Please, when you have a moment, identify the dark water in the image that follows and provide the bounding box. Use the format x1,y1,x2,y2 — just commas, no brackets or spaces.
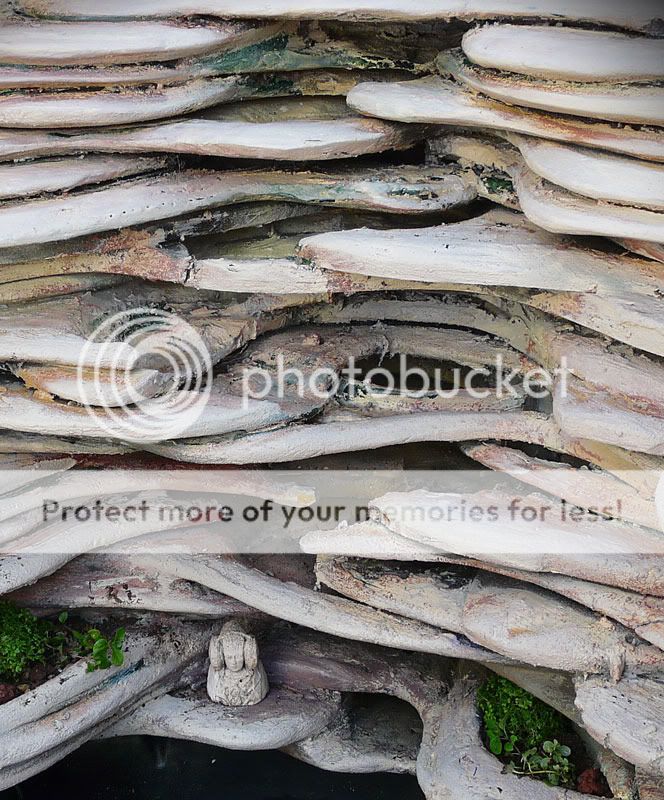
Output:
0,736,425,800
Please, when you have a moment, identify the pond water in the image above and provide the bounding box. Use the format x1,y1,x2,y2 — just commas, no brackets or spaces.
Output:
0,736,425,800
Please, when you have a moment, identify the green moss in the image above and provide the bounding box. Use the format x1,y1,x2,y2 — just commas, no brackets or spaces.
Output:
481,175,514,195
0,601,50,680
478,675,576,788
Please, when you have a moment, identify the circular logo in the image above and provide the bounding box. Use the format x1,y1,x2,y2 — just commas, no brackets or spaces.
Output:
77,307,213,443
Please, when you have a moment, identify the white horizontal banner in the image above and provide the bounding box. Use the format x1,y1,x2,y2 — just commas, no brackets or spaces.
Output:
0,468,661,556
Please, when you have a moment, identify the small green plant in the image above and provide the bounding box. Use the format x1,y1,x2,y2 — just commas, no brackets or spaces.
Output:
506,740,575,787
478,675,576,789
0,603,126,685
0,601,50,680
56,613,125,673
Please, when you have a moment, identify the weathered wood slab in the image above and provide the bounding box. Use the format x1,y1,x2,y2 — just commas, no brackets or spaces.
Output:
510,135,664,211
8,0,662,31
575,673,664,775
553,377,664,456
0,155,166,201
347,77,664,162
513,166,664,243
0,104,423,161
109,687,342,751
462,442,660,531
0,19,262,65
370,488,664,595
316,557,659,675
0,66,395,128
0,25,419,88
0,166,473,247
0,78,247,128
462,24,664,83
440,50,664,126
301,520,664,651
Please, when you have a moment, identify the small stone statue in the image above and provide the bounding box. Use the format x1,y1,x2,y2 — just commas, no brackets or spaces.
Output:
207,620,269,707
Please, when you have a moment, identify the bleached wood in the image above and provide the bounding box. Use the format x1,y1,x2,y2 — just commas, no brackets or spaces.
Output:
108,687,342,749
0,78,246,128
147,408,563,464
348,77,664,163
553,378,664,456
299,209,664,301
0,115,422,162
462,443,660,531
0,155,165,201
317,557,660,675
301,520,664,650
441,51,664,126
462,25,664,83
370,488,664,596
510,135,664,211
513,166,664,243
11,0,662,30
0,166,473,247
575,674,664,775
140,554,509,663
0,20,258,65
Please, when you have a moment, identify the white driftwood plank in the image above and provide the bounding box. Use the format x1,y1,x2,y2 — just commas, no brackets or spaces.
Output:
462,443,660,531
575,674,664,775
0,20,258,65
146,409,563,464
440,51,664,126
0,167,474,247
462,25,664,83
347,77,664,163
298,210,663,293
553,378,664,456
0,155,165,200
0,115,422,162
9,0,662,30
370,489,664,596
301,521,664,650
143,554,507,663
0,78,245,128
511,135,664,211
513,166,664,243
317,558,661,674
109,688,342,750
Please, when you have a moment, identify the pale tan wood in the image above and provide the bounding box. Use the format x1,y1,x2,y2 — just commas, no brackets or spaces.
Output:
463,25,664,83
348,77,664,163
11,0,662,30
510,135,664,211
0,155,166,200
0,166,472,247
0,19,257,65
440,50,664,126
513,165,664,243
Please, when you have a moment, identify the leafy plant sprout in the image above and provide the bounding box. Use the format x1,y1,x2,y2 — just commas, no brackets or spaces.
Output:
477,674,576,788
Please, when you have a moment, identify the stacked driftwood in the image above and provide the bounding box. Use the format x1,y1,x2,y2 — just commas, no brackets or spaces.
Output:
0,3,662,799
